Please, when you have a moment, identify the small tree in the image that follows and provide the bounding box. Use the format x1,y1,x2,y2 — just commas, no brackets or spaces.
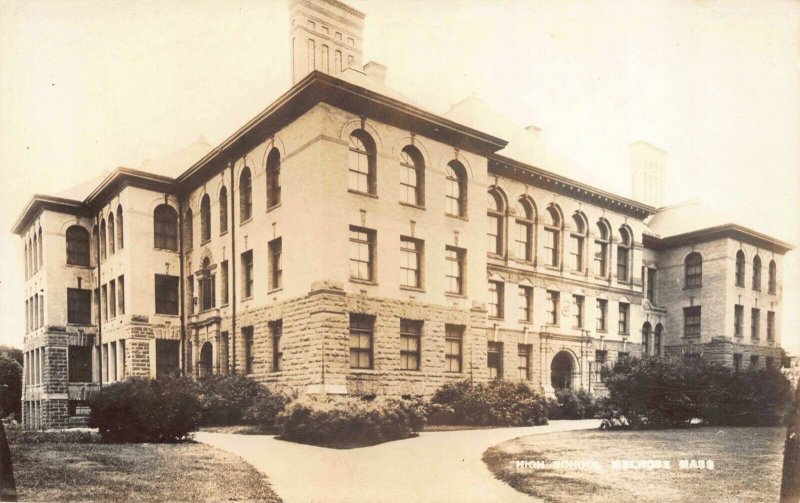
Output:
0,357,22,421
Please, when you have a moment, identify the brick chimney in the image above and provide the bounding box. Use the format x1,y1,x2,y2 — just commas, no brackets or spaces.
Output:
629,141,666,208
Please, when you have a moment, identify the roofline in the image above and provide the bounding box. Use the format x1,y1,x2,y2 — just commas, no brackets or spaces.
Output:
489,154,657,220
11,195,88,234
177,71,508,187
84,167,176,204
643,223,795,254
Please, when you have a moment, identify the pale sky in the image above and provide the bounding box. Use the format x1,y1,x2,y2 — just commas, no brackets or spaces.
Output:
1,0,798,352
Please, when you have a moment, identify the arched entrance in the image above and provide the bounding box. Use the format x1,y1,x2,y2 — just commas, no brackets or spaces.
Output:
642,322,652,356
551,351,575,390
654,323,664,356
199,342,213,378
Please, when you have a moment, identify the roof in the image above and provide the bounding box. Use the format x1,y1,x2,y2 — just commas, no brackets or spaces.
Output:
139,138,214,179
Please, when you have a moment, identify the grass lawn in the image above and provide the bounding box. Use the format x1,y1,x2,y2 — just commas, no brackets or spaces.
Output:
9,434,283,502
484,426,785,503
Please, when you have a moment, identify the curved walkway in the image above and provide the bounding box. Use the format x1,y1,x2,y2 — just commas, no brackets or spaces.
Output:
195,419,600,503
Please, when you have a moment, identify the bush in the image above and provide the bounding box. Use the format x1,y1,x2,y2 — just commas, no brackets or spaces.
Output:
0,356,22,421
196,374,287,426
601,354,792,429
277,395,426,447
548,389,598,419
88,377,201,442
428,380,548,427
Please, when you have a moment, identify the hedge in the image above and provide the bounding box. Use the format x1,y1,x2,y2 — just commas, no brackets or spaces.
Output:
428,380,549,426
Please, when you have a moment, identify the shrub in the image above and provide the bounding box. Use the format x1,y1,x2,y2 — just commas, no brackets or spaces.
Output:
601,354,793,429
88,377,201,442
277,395,426,447
0,356,22,421
429,380,548,426
196,374,287,426
548,389,598,419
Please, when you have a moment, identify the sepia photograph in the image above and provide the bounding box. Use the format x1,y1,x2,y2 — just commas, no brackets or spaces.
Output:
0,0,798,501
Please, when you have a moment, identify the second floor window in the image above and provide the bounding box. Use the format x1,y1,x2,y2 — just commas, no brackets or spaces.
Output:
400,146,424,206
67,288,91,325
66,225,90,266
518,285,533,322
348,131,376,194
155,274,179,315
617,227,631,282
751,308,760,339
200,194,211,243
240,167,253,222
768,260,777,294
220,261,229,305
572,295,584,328
266,148,281,208
200,258,215,311
646,268,657,303
752,255,762,291
400,237,422,288
596,299,607,331
68,345,92,383
734,304,744,337
349,226,374,282
487,190,504,255
594,220,610,276
488,280,504,319
684,306,701,337
153,204,178,251
544,206,561,267
685,252,702,288
241,250,254,299
445,246,465,295
546,290,559,325
445,161,467,217
514,199,534,261
767,311,775,341
269,238,282,290
219,186,229,234
735,250,745,286
618,303,630,334
569,214,586,272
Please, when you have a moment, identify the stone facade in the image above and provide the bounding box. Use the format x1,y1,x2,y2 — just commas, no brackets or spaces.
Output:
12,0,793,429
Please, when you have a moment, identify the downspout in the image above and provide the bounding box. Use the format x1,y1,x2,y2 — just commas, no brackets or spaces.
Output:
229,161,237,374
95,214,103,389
178,195,186,375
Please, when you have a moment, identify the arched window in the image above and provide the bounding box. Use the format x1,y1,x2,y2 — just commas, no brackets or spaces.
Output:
184,209,194,250
116,205,124,250
617,227,631,282
768,260,777,294
735,250,745,287
514,198,535,261
684,252,702,288
200,257,215,311
38,227,42,270
752,255,762,291
92,225,99,264
400,145,424,206
594,220,610,277
66,225,90,266
445,160,467,217
24,242,29,278
153,204,178,251
107,212,115,255
239,167,252,222
642,322,652,356
543,205,562,267
654,323,663,356
99,219,107,260
348,130,376,194
266,148,281,208
487,189,505,255
219,186,228,234
200,194,211,243
569,213,587,272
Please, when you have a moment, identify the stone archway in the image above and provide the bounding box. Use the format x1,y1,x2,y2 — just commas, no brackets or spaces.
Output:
199,342,213,378
551,351,576,391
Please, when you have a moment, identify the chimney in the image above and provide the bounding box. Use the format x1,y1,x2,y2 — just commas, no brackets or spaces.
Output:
524,125,542,141
629,141,666,208
363,61,387,84
289,0,366,84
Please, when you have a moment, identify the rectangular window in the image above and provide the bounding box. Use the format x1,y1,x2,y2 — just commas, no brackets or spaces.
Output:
187,274,194,315
544,229,558,266
487,341,503,379
269,238,282,290
200,272,215,311
101,285,108,322
750,355,759,368
572,295,584,328
734,305,744,337
514,220,532,261
517,344,531,380
767,311,775,341
271,320,283,372
684,306,702,337
109,279,116,319
617,248,630,282
518,286,533,322
243,326,254,374
593,241,607,276
751,308,760,339
67,288,91,325
546,290,559,325
488,281,504,319
445,325,463,373
349,227,375,282
595,349,608,365
221,261,229,305
241,250,254,299
400,319,421,370
155,339,179,379
118,275,125,315
445,246,465,295
68,346,92,382
596,299,608,332
618,303,630,334
733,353,742,372
68,400,91,417
646,268,657,303
93,288,99,324
154,274,179,315
569,235,583,271
349,314,373,369
400,237,422,288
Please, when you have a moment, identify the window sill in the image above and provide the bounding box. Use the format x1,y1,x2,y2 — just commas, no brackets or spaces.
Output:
400,285,425,293
399,202,425,210
349,278,377,286
155,313,180,318
348,189,378,199
488,317,504,322
240,295,253,302
753,288,762,293
683,285,702,291
65,264,92,270
444,213,469,221
398,368,422,372
444,292,467,299
349,368,378,374
240,218,253,226
266,203,282,213
518,320,534,325
220,230,228,238
153,247,179,253
268,287,283,294
200,239,211,246
543,265,560,271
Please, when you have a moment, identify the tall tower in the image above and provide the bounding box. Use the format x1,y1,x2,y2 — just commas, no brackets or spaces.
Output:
289,0,365,84
629,141,666,208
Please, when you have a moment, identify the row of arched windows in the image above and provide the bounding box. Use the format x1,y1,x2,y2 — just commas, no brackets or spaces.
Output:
735,250,776,293
641,322,663,356
486,187,633,280
85,206,125,266
24,227,43,279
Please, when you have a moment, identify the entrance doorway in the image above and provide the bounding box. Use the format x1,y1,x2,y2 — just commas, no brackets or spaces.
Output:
551,351,575,390
199,342,213,378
